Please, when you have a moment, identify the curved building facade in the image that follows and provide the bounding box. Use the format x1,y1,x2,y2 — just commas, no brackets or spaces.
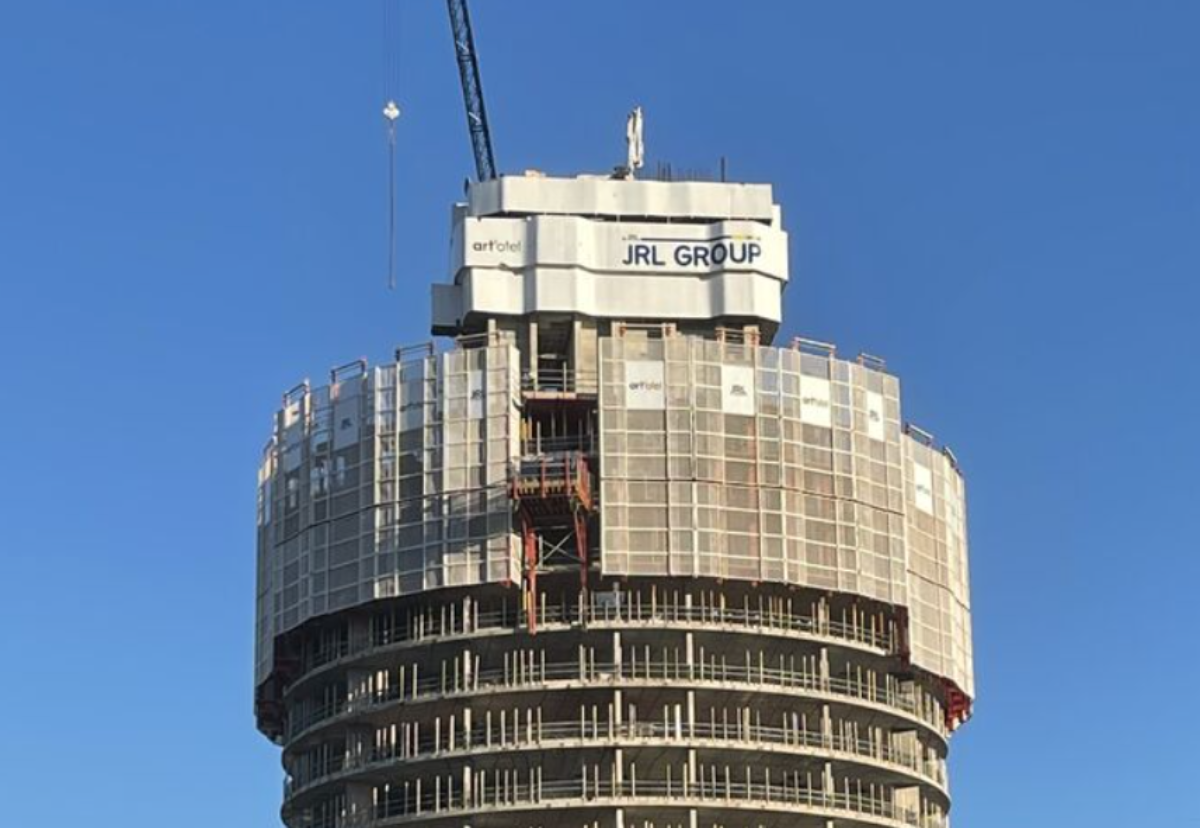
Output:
255,174,974,828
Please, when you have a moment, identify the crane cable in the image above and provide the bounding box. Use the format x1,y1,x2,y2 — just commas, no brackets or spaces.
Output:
382,0,402,291
384,101,399,291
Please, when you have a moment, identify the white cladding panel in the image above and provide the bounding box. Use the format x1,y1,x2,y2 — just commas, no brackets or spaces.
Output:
467,175,777,221
721,365,756,415
254,343,521,686
625,360,666,410
435,176,789,333
458,215,786,277
599,334,974,697
442,214,788,328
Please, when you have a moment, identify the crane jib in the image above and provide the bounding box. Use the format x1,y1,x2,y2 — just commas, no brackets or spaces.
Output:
447,0,497,182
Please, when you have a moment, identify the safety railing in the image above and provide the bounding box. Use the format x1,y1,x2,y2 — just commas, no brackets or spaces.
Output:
520,368,598,394
286,655,942,741
287,780,945,828
519,434,596,456
299,599,895,677
286,717,945,796
509,453,593,510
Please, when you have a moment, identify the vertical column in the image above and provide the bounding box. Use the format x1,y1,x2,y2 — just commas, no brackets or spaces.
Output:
687,747,697,796
528,319,539,388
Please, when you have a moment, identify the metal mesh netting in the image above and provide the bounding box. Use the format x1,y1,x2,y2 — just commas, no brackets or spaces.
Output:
255,343,521,685
904,439,974,697
256,335,972,698
598,334,972,696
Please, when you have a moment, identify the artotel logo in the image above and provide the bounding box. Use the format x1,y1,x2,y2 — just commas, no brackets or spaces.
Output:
472,239,522,253
628,380,664,392
729,384,749,397
622,235,762,268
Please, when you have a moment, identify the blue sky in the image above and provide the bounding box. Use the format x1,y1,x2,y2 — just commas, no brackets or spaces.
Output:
1,1,1197,825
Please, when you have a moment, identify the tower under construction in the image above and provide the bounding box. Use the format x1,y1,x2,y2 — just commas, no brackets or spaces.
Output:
254,172,975,828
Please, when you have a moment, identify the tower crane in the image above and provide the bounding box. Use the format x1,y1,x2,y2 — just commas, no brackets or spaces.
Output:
446,0,498,181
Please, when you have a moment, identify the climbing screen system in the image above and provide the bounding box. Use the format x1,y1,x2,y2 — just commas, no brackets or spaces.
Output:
904,436,974,697
598,332,973,697
255,340,522,688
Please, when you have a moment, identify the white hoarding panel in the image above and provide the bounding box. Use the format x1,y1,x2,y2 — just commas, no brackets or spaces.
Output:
799,377,832,427
866,391,885,440
626,360,666,410
460,215,787,278
721,365,756,416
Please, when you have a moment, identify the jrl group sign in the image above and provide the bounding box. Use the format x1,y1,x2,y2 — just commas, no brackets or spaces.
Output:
457,215,788,280
622,237,763,269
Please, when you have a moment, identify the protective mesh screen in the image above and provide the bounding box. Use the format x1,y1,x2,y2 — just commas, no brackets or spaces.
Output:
599,334,972,696
255,343,520,685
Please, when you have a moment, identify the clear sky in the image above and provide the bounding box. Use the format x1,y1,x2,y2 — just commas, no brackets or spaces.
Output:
1,1,1197,825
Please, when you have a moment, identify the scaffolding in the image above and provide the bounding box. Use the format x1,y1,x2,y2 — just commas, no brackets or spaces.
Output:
510,453,597,632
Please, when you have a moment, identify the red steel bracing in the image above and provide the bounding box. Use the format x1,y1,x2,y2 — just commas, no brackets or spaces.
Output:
942,679,973,731
572,455,593,512
521,512,538,634
511,456,585,511
510,452,597,635
574,509,589,594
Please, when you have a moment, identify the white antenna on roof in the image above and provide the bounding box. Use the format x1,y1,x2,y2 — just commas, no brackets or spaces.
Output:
626,106,645,177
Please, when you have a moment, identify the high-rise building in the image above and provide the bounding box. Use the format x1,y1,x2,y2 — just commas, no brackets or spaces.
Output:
255,171,974,828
